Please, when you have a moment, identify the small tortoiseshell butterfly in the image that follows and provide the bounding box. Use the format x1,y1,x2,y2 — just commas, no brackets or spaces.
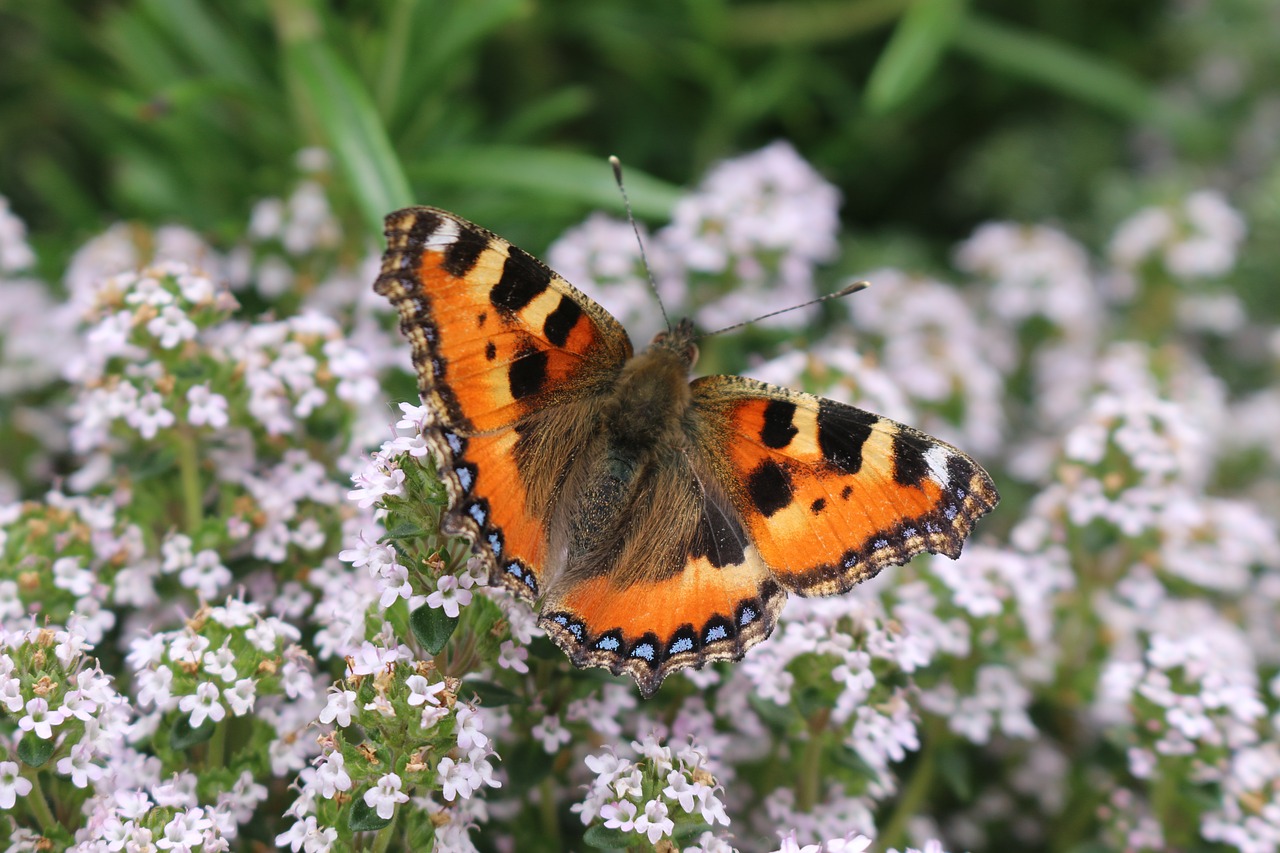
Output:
375,206,999,697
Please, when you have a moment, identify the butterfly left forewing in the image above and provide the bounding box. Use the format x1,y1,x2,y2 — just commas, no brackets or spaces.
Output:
688,375,999,596
375,207,633,600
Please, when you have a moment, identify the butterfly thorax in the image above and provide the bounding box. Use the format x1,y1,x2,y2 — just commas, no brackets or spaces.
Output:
606,341,693,449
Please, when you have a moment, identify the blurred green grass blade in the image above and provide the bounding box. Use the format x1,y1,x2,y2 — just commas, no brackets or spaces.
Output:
380,0,527,131
408,147,682,219
864,0,966,115
952,14,1158,123
726,0,909,45
138,0,266,88
281,24,413,235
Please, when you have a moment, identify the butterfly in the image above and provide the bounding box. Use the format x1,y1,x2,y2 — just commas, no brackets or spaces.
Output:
375,206,999,698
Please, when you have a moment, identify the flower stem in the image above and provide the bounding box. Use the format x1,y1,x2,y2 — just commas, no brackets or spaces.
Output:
22,768,57,834
797,708,831,812
539,775,561,848
206,720,227,769
176,429,204,533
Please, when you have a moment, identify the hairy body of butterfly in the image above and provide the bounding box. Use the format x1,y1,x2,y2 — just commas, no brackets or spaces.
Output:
375,206,999,697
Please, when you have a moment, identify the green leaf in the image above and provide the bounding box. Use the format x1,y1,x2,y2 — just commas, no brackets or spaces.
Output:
380,521,432,541
170,716,217,751
937,746,973,800
277,6,412,236
410,603,457,654
864,0,966,114
583,824,635,849
672,820,714,841
17,736,55,767
461,679,523,707
347,795,393,832
951,14,1162,125
408,146,682,220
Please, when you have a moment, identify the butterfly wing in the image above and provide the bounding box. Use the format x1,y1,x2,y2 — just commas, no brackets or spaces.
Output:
688,375,999,595
538,449,785,698
375,207,633,599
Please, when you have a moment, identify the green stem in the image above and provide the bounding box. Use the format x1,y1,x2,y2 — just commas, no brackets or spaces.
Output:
539,775,562,849
206,719,227,769
796,709,831,812
176,430,204,533
879,720,941,850
21,768,57,834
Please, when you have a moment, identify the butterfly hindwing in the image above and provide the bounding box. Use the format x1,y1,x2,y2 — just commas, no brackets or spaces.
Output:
538,453,784,698
689,375,999,596
375,207,633,599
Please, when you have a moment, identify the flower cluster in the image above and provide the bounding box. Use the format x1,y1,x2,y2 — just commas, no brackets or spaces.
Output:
576,733,733,850
278,652,501,851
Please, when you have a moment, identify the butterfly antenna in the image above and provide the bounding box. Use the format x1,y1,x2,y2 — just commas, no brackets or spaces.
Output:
696,280,871,339
610,155,672,333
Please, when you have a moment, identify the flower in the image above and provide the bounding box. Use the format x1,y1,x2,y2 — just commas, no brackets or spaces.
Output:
363,773,409,819
427,573,474,619
0,760,33,809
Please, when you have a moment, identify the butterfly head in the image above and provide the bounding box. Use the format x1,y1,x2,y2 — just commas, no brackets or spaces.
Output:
647,318,699,369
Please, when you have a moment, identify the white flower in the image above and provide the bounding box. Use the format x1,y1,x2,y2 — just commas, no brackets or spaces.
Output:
531,714,572,753
363,773,409,820
437,756,477,802
455,705,488,750
315,752,352,799
632,798,674,845
224,679,258,716
178,681,226,728
186,384,229,428
405,675,446,708
125,390,176,439
147,304,198,349
0,760,34,808
319,689,357,728
601,798,638,831
427,573,474,619
497,639,530,673
18,696,66,739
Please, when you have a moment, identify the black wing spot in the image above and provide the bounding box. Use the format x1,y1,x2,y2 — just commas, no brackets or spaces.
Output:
760,400,798,449
810,497,827,514
817,400,876,474
490,247,551,313
484,341,497,361
477,311,487,328
747,460,793,517
543,296,582,347
508,347,548,399
892,433,931,487
690,500,747,568
442,227,488,277
840,485,853,500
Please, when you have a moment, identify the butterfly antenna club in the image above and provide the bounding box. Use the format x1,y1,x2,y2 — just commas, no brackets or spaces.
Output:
610,155,672,333
697,279,871,339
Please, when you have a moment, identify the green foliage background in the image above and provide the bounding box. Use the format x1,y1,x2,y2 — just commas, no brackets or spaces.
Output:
5,0,1273,277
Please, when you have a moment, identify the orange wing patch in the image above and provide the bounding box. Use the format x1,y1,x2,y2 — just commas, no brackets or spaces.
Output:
540,546,784,698
428,426,547,600
691,376,999,596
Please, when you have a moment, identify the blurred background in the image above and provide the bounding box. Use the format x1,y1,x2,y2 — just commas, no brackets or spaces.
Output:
2,0,1277,287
